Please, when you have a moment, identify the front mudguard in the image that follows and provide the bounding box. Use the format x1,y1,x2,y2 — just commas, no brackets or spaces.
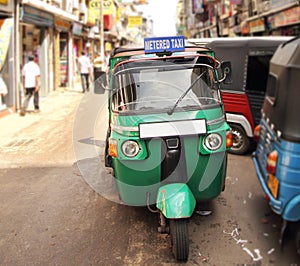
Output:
156,183,196,219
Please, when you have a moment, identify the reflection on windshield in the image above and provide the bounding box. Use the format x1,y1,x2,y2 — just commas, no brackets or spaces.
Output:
112,59,221,113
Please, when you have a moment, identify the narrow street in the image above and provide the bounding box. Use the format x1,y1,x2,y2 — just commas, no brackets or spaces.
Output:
0,89,299,265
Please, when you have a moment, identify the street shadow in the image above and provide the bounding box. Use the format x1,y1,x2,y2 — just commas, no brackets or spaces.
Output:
78,137,104,147
74,156,122,205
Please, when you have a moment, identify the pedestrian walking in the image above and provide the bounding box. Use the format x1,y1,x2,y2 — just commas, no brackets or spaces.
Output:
78,51,92,93
20,54,40,116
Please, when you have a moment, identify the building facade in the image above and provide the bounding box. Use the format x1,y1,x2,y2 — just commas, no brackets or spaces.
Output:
177,0,299,38
0,0,150,116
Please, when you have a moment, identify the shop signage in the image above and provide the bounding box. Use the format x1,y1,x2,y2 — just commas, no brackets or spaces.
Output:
55,18,71,32
0,0,13,13
271,0,294,9
128,16,143,28
20,5,54,27
72,22,83,35
249,18,265,33
116,7,121,22
88,0,114,25
240,21,250,35
104,14,112,30
231,0,242,4
268,6,300,28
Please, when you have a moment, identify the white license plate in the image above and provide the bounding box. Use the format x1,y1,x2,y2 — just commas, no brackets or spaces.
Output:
139,119,207,139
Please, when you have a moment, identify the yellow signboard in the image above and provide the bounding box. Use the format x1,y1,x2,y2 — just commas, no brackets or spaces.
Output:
116,7,121,22
88,0,113,25
103,0,113,14
128,16,142,28
0,0,8,5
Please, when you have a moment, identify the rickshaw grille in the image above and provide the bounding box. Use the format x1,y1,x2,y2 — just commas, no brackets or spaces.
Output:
161,137,188,183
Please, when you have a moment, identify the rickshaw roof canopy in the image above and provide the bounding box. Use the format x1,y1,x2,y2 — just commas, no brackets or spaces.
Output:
262,36,300,142
188,37,292,92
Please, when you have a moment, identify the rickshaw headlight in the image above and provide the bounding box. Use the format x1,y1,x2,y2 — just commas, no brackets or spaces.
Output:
121,140,140,158
204,133,222,151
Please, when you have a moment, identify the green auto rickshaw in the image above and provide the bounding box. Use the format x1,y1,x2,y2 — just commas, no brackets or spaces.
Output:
95,36,232,261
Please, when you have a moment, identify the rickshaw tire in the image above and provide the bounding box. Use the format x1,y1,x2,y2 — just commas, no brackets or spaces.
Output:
105,155,112,168
229,124,250,155
296,225,300,255
105,130,112,167
170,219,189,261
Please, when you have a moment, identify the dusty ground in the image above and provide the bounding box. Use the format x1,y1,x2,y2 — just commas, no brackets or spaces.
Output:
0,90,299,265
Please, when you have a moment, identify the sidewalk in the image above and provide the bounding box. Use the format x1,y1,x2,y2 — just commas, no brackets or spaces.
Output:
0,82,84,147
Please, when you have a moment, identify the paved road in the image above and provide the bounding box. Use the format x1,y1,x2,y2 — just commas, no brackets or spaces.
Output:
0,89,299,265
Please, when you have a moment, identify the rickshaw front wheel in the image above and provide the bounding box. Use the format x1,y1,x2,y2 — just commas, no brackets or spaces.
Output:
170,219,189,261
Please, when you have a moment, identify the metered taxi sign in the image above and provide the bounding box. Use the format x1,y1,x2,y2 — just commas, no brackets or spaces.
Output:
144,36,185,54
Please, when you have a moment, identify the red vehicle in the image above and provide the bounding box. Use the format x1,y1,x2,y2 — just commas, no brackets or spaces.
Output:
189,37,291,154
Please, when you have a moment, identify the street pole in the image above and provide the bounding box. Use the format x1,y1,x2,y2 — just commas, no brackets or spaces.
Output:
14,0,21,110
100,0,104,60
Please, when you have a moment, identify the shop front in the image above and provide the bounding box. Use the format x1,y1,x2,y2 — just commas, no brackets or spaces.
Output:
0,0,14,114
0,18,13,113
249,18,266,36
20,4,54,97
267,5,300,35
54,17,72,88
72,22,86,83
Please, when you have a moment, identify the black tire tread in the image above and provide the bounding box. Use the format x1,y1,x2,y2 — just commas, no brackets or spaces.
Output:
170,219,189,261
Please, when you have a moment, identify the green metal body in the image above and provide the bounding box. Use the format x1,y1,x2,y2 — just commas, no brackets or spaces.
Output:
106,47,230,207
111,109,229,206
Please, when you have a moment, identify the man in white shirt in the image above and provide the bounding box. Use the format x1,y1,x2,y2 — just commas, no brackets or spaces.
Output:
20,54,40,116
78,51,92,93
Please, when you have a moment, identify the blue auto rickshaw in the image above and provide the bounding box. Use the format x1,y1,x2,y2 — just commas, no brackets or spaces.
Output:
253,36,300,254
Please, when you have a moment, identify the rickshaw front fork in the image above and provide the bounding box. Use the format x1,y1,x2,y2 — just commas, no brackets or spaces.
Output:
158,212,169,234
146,192,169,233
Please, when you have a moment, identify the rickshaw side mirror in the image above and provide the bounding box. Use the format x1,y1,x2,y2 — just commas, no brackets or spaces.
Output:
94,71,108,94
220,61,232,84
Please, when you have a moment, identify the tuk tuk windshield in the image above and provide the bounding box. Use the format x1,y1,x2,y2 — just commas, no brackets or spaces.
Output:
112,57,221,113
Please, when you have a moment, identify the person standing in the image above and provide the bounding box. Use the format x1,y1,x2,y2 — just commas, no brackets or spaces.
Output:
78,51,92,93
20,54,40,116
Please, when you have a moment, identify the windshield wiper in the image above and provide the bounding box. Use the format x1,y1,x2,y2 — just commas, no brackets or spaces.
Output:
167,71,207,115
